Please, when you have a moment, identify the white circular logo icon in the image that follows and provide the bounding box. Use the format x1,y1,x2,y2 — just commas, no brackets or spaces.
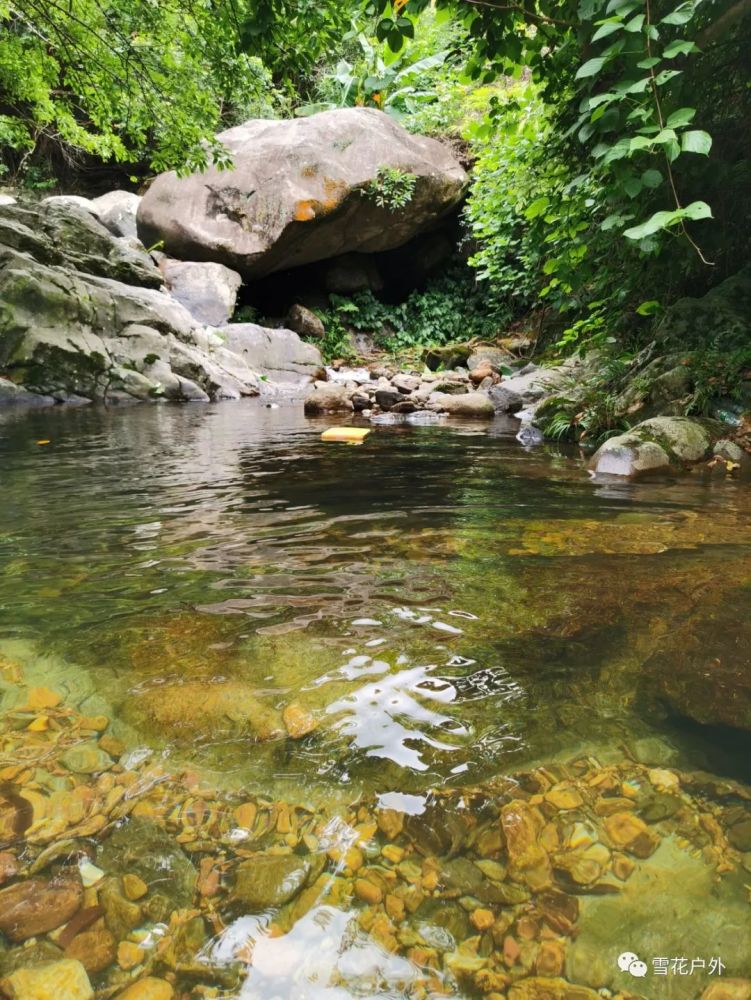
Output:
618,952,640,973
618,952,649,977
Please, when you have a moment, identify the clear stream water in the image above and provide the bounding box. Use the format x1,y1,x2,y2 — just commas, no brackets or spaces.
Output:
1,399,750,999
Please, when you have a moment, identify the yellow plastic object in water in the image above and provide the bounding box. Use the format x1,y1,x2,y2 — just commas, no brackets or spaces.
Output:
321,426,371,444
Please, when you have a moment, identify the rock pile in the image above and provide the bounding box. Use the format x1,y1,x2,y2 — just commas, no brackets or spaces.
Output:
304,349,516,423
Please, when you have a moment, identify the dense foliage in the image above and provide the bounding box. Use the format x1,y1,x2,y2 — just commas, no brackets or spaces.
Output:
315,261,509,360
1,0,749,421
0,0,345,182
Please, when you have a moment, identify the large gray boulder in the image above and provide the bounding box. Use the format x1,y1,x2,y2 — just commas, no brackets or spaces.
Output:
159,258,242,326
137,108,468,278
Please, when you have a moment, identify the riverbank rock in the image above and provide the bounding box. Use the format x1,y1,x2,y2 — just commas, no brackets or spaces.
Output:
91,191,141,239
304,383,354,415
0,201,323,403
657,264,751,347
0,378,54,407
286,304,325,340
159,259,242,326
590,416,717,477
488,363,576,415
137,108,467,278
428,391,495,419
220,324,325,385
0,246,253,402
1,200,159,288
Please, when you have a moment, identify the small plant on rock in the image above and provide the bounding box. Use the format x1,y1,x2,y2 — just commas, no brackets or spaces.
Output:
364,166,417,211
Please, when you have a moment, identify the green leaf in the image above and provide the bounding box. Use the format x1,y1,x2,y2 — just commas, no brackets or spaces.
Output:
526,196,551,219
606,0,640,13
661,4,694,25
666,107,696,128
655,69,682,84
653,128,678,144
601,212,633,231
623,176,642,198
588,92,617,109
576,57,607,78
636,299,662,316
387,29,405,52
662,39,699,57
624,210,679,240
625,77,651,94
592,20,623,40
681,129,712,154
681,200,713,221
602,137,631,163
636,57,661,68
624,13,645,31
641,168,663,188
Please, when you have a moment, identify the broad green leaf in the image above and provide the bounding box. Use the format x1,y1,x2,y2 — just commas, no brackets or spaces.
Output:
663,39,699,57
655,69,682,84
576,57,607,78
624,13,645,31
623,176,642,198
636,299,662,315
680,200,713,220
606,0,640,13
588,92,617,109
625,77,651,94
602,213,632,231
637,57,661,68
526,196,551,219
603,137,631,163
641,168,663,188
681,129,712,154
666,107,696,128
592,20,623,41
653,128,678,144
661,4,694,25
624,209,680,240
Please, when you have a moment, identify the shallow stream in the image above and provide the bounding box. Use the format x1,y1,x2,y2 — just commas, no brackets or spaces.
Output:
0,400,749,1000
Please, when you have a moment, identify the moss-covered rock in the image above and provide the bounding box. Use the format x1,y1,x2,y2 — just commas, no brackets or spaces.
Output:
590,416,719,477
